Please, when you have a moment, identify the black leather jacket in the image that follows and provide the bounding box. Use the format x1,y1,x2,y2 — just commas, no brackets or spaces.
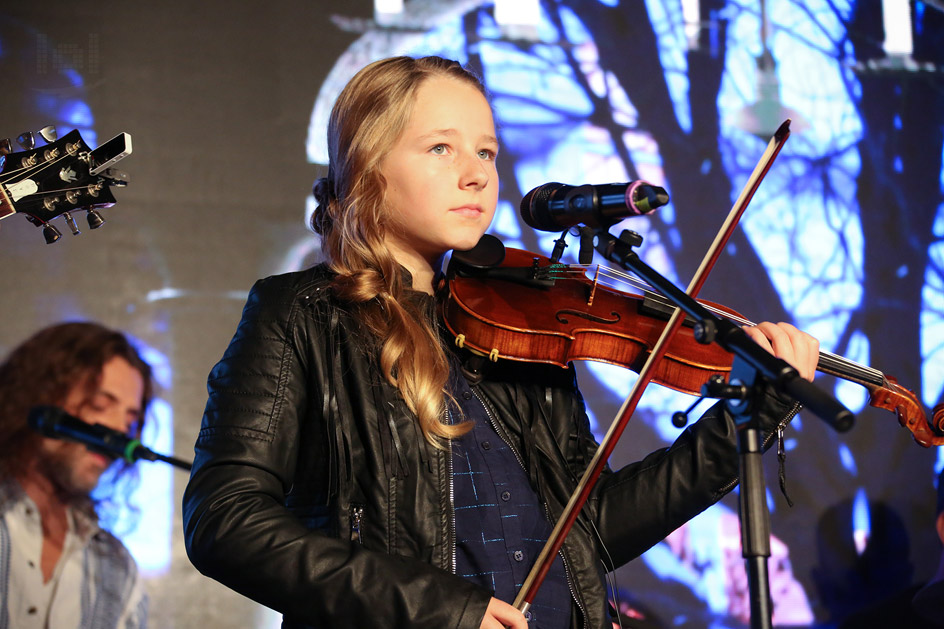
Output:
182,265,798,628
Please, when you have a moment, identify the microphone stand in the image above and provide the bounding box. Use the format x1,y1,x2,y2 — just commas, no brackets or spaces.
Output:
28,405,193,471
594,228,854,629
124,442,193,471
75,432,193,471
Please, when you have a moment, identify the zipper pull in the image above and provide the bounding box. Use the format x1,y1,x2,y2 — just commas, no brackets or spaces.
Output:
350,506,364,544
777,426,794,507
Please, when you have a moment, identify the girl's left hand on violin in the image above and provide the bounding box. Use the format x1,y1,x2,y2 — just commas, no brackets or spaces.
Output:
742,322,820,382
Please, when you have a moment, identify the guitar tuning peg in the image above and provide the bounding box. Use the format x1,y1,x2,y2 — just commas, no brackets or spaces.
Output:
43,223,62,244
0,138,11,155
17,132,36,150
38,126,58,143
86,209,105,229
62,211,81,235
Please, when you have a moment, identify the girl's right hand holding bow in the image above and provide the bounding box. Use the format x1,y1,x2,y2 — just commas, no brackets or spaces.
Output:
481,597,528,629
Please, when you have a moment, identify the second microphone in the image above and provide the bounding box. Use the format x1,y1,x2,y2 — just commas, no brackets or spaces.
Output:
520,180,669,232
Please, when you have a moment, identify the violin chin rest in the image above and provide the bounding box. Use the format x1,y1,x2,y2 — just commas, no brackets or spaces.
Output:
451,234,506,271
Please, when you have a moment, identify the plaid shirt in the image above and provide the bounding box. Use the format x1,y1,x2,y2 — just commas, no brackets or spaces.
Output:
450,368,573,628
0,479,147,629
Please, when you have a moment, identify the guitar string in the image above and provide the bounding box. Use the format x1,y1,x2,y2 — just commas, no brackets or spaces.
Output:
1,147,104,206
0,138,94,186
0,150,72,183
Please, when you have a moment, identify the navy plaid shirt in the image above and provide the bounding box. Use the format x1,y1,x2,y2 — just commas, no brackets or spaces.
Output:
449,367,573,628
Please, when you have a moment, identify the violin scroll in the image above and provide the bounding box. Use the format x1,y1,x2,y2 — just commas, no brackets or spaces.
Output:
934,402,944,436
869,376,944,447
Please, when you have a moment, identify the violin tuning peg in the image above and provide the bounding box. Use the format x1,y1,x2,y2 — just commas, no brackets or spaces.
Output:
86,209,105,229
17,131,36,150
62,211,81,235
38,126,58,143
43,223,62,244
0,138,12,156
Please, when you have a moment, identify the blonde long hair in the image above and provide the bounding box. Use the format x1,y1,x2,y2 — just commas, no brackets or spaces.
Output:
311,56,486,445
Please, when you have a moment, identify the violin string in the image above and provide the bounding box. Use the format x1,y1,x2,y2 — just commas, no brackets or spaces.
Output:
549,263,885,383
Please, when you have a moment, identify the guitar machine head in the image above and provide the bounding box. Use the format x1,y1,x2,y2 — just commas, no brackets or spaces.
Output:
0,127,132,243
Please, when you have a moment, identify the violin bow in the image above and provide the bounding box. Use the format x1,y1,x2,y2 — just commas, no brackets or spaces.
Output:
513,120,793,614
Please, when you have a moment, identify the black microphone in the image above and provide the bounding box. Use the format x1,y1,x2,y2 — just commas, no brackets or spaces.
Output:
520,181,669,232
28,405,192,470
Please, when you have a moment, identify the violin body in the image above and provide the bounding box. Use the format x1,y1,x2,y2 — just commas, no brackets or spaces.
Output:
443,247,740,396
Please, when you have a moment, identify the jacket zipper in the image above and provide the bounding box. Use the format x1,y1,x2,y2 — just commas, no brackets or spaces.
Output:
473,388,588,627
718,400,802,495
557,546,585,628
350,505,364,544
446,407,457,574
762,401,801,450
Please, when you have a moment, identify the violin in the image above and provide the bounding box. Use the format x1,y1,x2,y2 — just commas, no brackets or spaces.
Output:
473,121,939,618
442,237,944,447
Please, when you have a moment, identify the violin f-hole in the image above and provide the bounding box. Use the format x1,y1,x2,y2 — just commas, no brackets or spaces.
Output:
555,309,620,325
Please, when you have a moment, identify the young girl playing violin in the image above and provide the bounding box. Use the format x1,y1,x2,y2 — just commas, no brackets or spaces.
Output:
182,55,819,629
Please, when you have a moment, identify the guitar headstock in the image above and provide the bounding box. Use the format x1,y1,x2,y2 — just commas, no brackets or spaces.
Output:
0,128,131,243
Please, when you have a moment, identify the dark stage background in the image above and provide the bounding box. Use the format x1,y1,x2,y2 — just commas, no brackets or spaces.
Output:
2,1,943,627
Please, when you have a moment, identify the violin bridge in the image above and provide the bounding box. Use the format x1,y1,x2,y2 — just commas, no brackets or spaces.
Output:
587,265,600,306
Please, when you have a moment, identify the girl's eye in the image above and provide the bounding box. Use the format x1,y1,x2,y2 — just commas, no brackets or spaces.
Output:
478,149,497,160
431,144,447,155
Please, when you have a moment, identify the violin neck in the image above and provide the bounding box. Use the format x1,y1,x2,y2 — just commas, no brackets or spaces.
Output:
599,275,887,389
815,350,886,389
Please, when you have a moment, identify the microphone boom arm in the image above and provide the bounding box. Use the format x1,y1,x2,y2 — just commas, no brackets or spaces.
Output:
29,405,193,471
